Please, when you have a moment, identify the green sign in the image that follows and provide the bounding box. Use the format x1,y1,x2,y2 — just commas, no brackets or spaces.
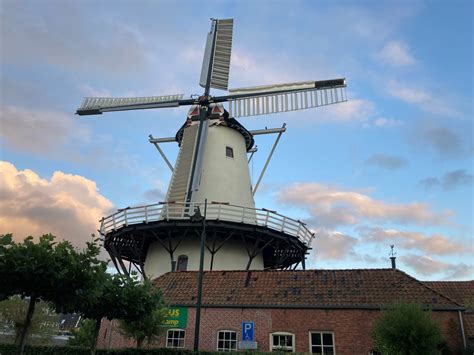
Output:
161,307,188,328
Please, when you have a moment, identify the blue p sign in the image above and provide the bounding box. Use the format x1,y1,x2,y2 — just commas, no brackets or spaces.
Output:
242,321,254,341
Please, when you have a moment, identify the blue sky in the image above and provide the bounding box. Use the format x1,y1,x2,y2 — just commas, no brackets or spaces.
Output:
1,0,472,280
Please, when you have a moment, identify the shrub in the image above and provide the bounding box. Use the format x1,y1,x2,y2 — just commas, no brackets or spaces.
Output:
372,302,443,355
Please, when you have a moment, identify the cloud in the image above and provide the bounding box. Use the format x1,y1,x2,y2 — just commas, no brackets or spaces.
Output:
358,226,472,256
230,50,294,87
78,84,112,98
311,229,358,261
0,105,89,156
376,40,416,67
0,161,114,251
419,177,441,190
366,154,408,170
387,80,460,117
420,126,464,156
1,2,150,77
419,169,473,190
277,183,452,228
400,254,473,279
373,117,403,128
323,99,374,123
143,188,166,202
442,169,473,190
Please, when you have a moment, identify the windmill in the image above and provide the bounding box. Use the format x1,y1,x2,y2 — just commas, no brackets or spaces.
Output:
77,19,347,278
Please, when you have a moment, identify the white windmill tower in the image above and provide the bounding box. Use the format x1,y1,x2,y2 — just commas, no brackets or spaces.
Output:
77,19,347,279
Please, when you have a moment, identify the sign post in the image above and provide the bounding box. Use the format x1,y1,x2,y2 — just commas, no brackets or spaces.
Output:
239,321,257,350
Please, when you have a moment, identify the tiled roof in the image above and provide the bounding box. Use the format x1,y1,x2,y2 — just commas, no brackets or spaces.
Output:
424,281,474,338
423,281,474,306
153,269,462,310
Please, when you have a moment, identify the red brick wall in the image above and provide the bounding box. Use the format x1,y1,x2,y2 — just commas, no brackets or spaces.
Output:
97,307,464,354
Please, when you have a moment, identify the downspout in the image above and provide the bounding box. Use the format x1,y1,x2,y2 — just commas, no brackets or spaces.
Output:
458,310,466,348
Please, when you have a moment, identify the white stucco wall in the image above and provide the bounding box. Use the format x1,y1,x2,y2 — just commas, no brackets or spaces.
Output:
144,238,264,279
192,124,255,209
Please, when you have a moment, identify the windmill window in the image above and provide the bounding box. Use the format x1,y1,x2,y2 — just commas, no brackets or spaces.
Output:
226,146,234,158
309,332,335,354
177,255,188,271
166,329,185,348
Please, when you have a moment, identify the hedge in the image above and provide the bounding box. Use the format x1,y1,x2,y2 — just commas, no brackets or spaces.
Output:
0,344,195,355
0,344,306,355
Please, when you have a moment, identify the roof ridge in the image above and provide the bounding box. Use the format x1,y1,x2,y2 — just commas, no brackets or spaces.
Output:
424,280,474,284
394,269,463,308
162,268,397,274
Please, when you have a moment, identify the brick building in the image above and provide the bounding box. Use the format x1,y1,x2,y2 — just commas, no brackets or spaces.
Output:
424,280,474,350
97,268,471,354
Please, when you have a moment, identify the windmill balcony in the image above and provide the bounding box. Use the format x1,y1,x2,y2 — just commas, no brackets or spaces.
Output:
99,201,314,247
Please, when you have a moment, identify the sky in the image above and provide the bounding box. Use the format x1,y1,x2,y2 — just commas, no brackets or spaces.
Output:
0,0,472,280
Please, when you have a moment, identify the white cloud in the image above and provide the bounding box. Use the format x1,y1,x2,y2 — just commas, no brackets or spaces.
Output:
376,41,416,67
230,50,293,88
0,161,114,251
78,84,112,98
386,80,460,117
400,254,473,279
277,183,452,228
0,105,90,156
1,4,151,78
311,229,358,261
373,117,403,128
322,99,374,123
358,226,473,256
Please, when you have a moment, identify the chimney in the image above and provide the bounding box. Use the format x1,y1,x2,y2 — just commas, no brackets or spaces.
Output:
390,256,396,269
389,245,396,269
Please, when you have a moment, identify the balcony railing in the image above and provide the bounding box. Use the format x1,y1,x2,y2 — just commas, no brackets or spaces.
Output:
99,202,315,247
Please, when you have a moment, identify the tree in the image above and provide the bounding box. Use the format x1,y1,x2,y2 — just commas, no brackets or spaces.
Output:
0,295,58,345
74,273,166,355
68,319,96,347
0,234,106,355
372,302,443,355
119,303,168,348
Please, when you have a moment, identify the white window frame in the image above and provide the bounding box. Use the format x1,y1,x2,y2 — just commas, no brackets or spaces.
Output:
216,329,238,351
270,332,295,352
166,328,185,348
309,331,335,355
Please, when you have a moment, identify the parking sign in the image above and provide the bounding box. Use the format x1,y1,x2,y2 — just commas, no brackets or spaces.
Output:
242,321,254,341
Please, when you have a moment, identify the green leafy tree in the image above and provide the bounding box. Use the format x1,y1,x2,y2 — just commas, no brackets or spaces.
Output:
119,303,168,348
68,319,96,347
74,273,165,355
0,295,58,345
0,234,106,355
372,302,443,355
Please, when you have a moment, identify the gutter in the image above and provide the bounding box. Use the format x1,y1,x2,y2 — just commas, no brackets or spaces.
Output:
167,303,465,312
459,310,466,348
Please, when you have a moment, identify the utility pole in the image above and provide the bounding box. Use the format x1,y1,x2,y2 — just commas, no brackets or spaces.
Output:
192,199,207,351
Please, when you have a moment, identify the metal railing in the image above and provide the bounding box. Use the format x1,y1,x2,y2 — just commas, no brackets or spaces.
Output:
99,202,315,246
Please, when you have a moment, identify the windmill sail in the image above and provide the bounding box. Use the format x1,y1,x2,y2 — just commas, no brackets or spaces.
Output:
199,19,233,91
164,123,199,207
76,94,184,115
225,79,347,118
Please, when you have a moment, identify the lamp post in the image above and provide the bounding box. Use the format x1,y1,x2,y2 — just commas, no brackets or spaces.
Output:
191,199,207,351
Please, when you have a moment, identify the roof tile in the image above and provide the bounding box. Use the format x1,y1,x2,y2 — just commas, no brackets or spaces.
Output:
153,269,462,310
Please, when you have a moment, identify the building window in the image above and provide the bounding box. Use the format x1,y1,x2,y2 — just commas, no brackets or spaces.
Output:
166,329,185,348
270,332,295,352
310,332,335,355
217,330,237,351
176,255,188,271
226,146,234,158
